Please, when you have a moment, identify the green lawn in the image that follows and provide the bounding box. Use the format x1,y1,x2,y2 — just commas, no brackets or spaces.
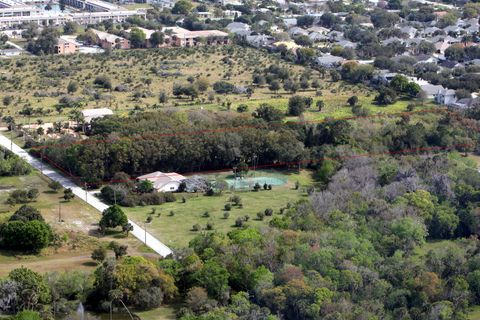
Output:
413,239,460,258
135,305,179,320
468,306,480,320
123,170,314,248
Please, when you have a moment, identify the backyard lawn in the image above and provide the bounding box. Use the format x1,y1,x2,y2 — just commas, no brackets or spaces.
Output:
123,170,314,248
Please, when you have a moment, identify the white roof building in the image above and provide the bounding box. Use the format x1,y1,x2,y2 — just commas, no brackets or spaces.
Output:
81,108,113,122
137,171,186,192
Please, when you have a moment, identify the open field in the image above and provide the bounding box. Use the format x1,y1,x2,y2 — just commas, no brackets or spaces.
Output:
467,153,480,169
123,170,314,248
469,306,480,320
0,170,153,276
0,46,429,127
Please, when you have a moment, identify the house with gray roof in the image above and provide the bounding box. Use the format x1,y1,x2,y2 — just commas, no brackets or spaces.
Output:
316,54,345,67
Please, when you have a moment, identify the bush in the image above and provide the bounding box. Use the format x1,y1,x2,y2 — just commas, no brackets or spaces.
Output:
264,208,273,216
0,220,53,252
203,211,210,217
253,183,261,192
213,81,235,94
91,247,107,262
9,205,44,222
223,212,230,219
7,188,38,204
164,193,176,202
235,218,244,227
237,104,248,113
288,96,313,116
257,212,265,220
206,222,214,230
192,224,201,231
224,203,232,211
48,181,62,192
134,287,164,310
230,195,242,206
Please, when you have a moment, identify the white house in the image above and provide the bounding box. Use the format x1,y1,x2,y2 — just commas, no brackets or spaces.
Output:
81,108,113,123
137,171,186,192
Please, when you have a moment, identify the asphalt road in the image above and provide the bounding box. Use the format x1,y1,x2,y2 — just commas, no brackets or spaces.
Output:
0,133,173,257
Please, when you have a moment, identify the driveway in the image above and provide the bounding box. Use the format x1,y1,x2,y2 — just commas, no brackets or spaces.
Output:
0,133,173,257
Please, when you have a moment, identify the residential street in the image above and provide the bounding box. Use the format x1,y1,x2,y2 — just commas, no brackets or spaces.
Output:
0,133,173,257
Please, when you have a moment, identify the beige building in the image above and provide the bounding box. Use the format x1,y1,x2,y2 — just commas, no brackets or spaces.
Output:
163,27,230,47
55,37,79,54
90,28,130,49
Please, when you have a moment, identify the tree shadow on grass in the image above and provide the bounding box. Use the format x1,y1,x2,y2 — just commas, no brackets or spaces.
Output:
82,261,98,267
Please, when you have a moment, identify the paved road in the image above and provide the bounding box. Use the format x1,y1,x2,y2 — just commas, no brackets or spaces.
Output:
0,133,173,257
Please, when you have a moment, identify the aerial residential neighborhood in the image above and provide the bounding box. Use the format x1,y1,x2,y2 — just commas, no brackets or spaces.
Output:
1,0,480,318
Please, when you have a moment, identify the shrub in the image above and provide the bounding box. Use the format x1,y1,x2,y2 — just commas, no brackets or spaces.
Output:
223,212,230,219
192,224,201,231
1,220,53,252
7,189,38,204
224,203,232,211
237,104,248,113
203,211,210,217
235,218,244,227
257,212,265,220
265,208,273,216
206,222,214,230
48,181,62,192
230,195,242,206
213,81,235,94
164,193,176,202
91,247,107,262
9,205,44,222
253,183,261,192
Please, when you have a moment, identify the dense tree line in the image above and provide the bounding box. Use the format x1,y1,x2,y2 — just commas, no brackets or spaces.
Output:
35,105,476,185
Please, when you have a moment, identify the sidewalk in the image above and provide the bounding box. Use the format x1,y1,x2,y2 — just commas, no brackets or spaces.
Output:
0,133,173,257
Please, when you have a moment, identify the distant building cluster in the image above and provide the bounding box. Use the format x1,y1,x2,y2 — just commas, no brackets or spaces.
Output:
0,0,145,29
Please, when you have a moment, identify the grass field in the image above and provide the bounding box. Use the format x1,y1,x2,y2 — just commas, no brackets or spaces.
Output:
467,153,480,169
123,170,314,248
0,170,152,276
469,306,480,320
0,45,427,128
